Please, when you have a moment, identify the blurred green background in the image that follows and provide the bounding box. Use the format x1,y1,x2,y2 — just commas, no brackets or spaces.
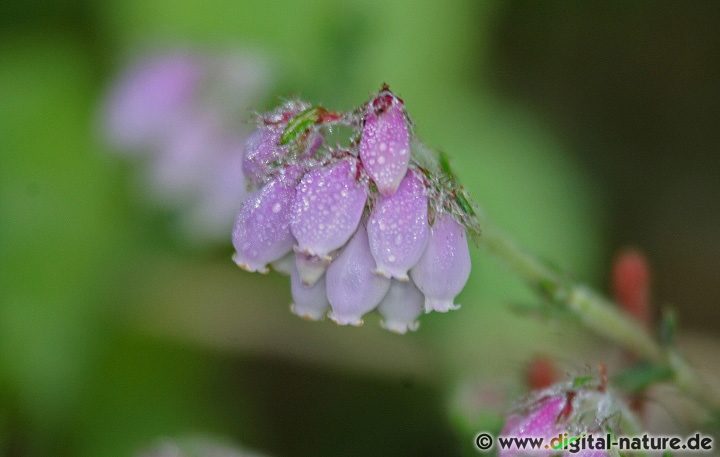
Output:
1,1,719,456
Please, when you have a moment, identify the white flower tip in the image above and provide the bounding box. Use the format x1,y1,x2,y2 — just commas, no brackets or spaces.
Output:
381,319,420,334
293,244,312,255
328,312,364,327
270,261,292,276
232,253,269,274
290,303,326,321
423,297,461,313
377,179,402,197
270,252,295,276
295,252,331,286
372,267,409,281
292,245,332,263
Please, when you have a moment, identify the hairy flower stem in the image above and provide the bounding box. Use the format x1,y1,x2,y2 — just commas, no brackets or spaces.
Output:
477,215,720,417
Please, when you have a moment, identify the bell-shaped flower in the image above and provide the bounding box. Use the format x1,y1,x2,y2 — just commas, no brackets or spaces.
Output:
367,170,428,280
290,261,330,321
232,167,302,273
291,157,367,261
377,279,423,334
326,225,391,326
242,125,283,187
359,90,410,196
410,212,470,313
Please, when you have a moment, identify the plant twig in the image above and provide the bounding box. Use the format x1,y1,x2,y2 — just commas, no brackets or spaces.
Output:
477,215,720,417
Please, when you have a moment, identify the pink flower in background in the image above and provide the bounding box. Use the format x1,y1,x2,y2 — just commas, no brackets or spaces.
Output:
499,374,641,457
104,52,203,151
102,49,272,242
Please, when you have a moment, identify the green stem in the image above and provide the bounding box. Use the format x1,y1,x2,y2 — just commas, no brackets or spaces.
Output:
478,216,720,416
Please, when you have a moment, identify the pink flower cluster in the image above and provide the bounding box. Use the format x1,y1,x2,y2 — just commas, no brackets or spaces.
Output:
232,86,478,333
499,373,641,457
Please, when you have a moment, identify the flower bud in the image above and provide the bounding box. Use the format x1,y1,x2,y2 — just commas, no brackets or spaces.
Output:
232,168,301,273
290,261,330,321
367,170,428,280
410,213,470,313
526,356,558,390
291,157,367,261
377,279,423,334
326,225,391,326
611,249,651,327
359,89,410,196
242,125,283,187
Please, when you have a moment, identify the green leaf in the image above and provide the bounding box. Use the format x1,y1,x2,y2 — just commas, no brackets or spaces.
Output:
572,375,595,388
438,150,454,177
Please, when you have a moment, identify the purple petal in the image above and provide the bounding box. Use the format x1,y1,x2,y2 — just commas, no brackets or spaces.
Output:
242,126,283,187
499,396,567,457
326,225,391,326
232,169,301,273
359,91,410,196
290,259,330,321
499,385,620,457
291,157,367,261
377,279,423,334
103,52,203,150
410,213,471,313
367,170,428,280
